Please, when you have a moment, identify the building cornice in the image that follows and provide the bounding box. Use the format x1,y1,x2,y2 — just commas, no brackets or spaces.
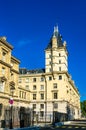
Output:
0,60,11,68
11,68,19,74
18,86,31,92
0,37,13,50
15,98,30,104
11,56,20,64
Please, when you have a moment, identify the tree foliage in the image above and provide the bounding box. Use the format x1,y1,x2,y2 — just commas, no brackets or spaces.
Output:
81,100,86,117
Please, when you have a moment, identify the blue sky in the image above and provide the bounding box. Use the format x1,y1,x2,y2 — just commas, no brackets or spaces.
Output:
0,0,86,101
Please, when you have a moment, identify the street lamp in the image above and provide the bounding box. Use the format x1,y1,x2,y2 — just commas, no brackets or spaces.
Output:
32,107,34,126
52,101,55,125
9,85,15,129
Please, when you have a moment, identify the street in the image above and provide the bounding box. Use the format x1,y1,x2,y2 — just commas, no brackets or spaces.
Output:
2,119,86,130
40,119,86,130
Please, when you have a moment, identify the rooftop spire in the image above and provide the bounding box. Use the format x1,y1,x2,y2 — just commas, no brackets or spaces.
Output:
54,25,58,33
53,25,59,37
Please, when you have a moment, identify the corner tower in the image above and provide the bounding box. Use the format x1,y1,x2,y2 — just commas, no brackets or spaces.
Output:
45,26,68,73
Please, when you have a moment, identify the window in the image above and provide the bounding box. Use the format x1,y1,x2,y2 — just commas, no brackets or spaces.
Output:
59,75,62,80
54,93,58,99
49,68,51,72
0,82,4,92
33,85,36,90
54,103,58,109
2,67,5,75
40,77,44,82
67,90,69,93
33,78,36,82
19,91,21,98
24,92,26,99
40,85,44,90
22,92,23,98
59,60,61,64
25,85,29,90
59,67,61,71
40,111,44,117
53,83,57,89
49,76,52,80
59,53,61,57
33,104,36,109
40,104,44,109
19,91,26,99
2,51,6,61
49,54,51,58
49,61,51,65
11,73,14,80
40,93,44,100
25,78,29,83
33,111,36,116
18,78,22,83
33,94,36,100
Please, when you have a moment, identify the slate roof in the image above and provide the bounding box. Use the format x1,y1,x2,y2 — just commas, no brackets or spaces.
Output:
19,68,45,74
46,26,63,49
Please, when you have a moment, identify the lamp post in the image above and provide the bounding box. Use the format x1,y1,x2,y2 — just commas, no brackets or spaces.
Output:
52,101,55,125
9,86,15,129
32,107,34,126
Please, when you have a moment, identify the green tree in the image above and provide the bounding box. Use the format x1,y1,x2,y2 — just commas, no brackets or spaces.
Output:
81,100,86,117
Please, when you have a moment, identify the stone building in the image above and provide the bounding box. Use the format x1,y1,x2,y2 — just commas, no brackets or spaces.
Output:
0,37,31,128
19,26,81,123
0,26,81,128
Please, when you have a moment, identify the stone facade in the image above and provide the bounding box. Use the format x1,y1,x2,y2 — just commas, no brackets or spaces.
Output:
0,26,81,127
0,37,20,125
19,26,81,123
